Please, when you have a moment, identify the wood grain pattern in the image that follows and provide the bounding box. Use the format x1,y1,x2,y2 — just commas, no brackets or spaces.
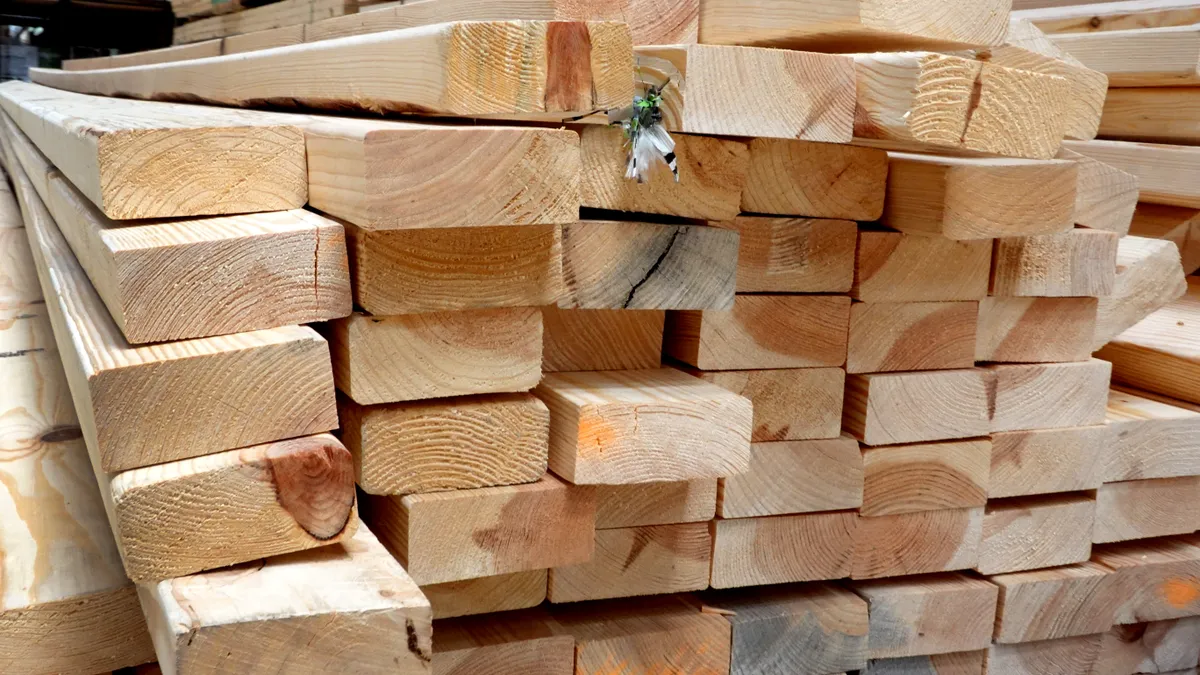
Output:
847,301,978,373
1097,235,1190,351
860,440,991,517
63,39,222,69
1129,202,1200,272
1064,139,1200,209
593,480,717,529
548,523,711,602
535,368,752,484
541,307,663,372
984,634,1102,675
976,296,1098,363
989,425,1107,498
741,138,888,221
222,24,307,54
1058,147,1138,234
852,229,992,302
330,308,542,406
851,573,998,659
1094,535,1200,624
433,608,574,675
1015,1,1200,35
1051,24,1200,86
716,216,856,293
979,494,1096,575
1106,388,1200,482
864,651,986,675
850,507,985,579
1095,476,1200,544
717,436,864,518
987,360,1113,433
1100,87,1200,146
1097,277,1200,405
843,370,991,446
991,562,1123,643
423,570,547,620
710,511,857,589
990,229,1120,297
691,367,845,442
174,0,354,43
1094,617,1200,675
339,392,548,495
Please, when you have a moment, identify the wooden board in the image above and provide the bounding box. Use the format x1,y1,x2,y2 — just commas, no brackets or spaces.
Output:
1051,24,1200,86
976,296,1099,363
984,635,1103,675
989,229,1120,297
423,570,548,620
851,507,985,579
1095,617,1200,675
851,573,998,659
222,24,307,53
710,511,857,588
864,651,986,675
852,229,992,302
860,439,990,517
547,523,711,602
843,369,991,446
1106,388,1200,482
1059,147,1138,234
989,426,1107,498
578,125,748,221
991,561,1123,643
1098,278,1200,405
1101,87,1200,146
593,480,717,529
1094,235,1188,350
348,223,563,316
1094,476,1200,543
559,220,737,310
1093,535,1200,623
978,494,1096,575
364,474,594,585
63,40,222,70
330,308,542,406
1015,0,1200,34
339,392,548,495
1064,140,1200,209
987,360,1113,433
305,117,580,231
690,367,845,442
741,139,888,221
1129,203,1200,274
140,526,433,675
716,216,857,294
433,608,574,675
882,153,1076,240
535,368,752,484
717,436,864,518
846,301,978,373
664,294,850,370
174,0,355,43
540,307,663,372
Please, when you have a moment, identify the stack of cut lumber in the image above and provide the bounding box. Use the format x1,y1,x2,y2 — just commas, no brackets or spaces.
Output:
7,1,1200,674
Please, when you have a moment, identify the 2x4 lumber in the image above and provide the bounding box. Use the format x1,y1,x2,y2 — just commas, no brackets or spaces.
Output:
139,526,433,675
883,155,1076,240
1064,139,1200,209
222,24,306,54
363,474,594,585
540,307,663,372
338,393,548,495
63,40,222,71
860,440,991,517
1014,0,1200,34
1105,388,1200,482
991,562,1123,643
664,294,851,370
864,651,985,675
990,229,1120,298
852,230,992,302
989,426,1107,498
1094,235,1188,350
172,0,241,20
710,511,857,588
578,125,747,220
846,301,978,373
1094,476,1200,543
717,216,857,293
976,296,1099,363
1059,147,1138,234
422,570,548,620
593,480,717,529
843,370,991,446
559,220,737,310
1051,24,1200,86
174,0,356,43
851,573,998,659
1129,203,1200,273
330,308,542,406
1097,278,1200,404
690,367,845,442
37,21,634,119
702,583,869,675
850,507,985,579
432,609,574,675
547,523,711,602
1101,87,1200,146
1093,535,1200,623
987,360,1112,433
535,368,752,484
1096,617,1200,675
305,117,580,231
984,635,1103,675
0,81,307,220
717,436,864,518
697,0,1010,51
978,494,1096,575
741,138,887,221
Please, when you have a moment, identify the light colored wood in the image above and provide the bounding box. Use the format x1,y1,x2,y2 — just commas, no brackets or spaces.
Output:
851,573,998,659
174,0,355,43
627,0,698,44
559,220,737,310
1106,388,1200,481
433,608,574,675
1014,0,1200,34
1098,277,1200,405
1129,203,1200,273
991,561,1123,643
860,440,990,517
851,507,985,579
702,583,869,675
1094,535,1200,623
843,370,991,446
423,570,547,620
305,117,580,231
0,81,306,219
541,307,663,372
987,360,1113,433
364,474,594,585
139,525,433,675
979,494,1096,575
1095,617,1200,675
172,0,240,20
1059,147,1138,234
985,635,1103,675
883,154,1076,240
578,125,748,220
990,229,1120,298
847,301,978,373
222,24,306,53
1094,235,1188,350
0,111,51,204
989,426,1107,498
339,393,548,495
1064,139,1200,209
664,294,850,370
547,522,711,602
330,308,542,406
691,368,845,442
63,40,222,70
1101,87,1200,146
535,368,752,484
864,651,986,675
710,511,857,588
852,229,992,302
717,436,864,518
1051,24,1200,86
698,0,1010,51
976,296,1099,363
1094,476,1200,543
741,139,888,221
593,480,717,529
717,216,857,293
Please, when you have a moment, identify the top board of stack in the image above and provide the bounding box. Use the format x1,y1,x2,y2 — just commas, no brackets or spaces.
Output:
3,0,1200,674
